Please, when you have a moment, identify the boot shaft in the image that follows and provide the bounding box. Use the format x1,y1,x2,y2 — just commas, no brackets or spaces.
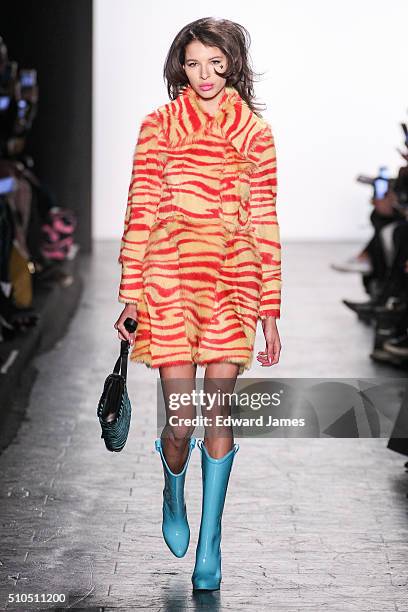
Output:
155,436,196,510
198,439,240,519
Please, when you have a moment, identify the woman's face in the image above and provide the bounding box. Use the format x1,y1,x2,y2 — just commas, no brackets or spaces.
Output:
183,40,228,100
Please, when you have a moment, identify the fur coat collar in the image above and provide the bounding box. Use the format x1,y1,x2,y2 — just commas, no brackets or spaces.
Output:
158,83,269,163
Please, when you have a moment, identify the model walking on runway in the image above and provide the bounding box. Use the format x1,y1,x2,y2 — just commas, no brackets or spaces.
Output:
114,16,282,591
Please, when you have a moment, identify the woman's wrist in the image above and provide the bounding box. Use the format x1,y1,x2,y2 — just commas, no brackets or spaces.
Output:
261,316,277,325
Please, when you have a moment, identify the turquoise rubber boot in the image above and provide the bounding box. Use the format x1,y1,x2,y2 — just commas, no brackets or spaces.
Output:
192,438,240,590
155,436,196,558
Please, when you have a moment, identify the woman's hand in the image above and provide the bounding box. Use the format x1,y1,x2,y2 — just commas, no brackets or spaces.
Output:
114,304,138,345
257,317,281,366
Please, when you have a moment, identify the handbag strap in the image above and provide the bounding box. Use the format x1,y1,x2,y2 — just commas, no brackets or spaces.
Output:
113,317,137,381
113,339,129,381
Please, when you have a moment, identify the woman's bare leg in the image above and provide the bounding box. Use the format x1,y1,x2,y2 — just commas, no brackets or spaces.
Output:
159,363,197,473
202,362,240,458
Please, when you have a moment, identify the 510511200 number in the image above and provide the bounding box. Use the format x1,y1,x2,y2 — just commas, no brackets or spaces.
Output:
8,593,66,603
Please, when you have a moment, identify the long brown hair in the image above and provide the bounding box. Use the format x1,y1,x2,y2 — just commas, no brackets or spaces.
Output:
163,17,266,117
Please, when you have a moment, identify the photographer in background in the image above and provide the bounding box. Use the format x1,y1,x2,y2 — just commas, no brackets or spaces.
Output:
333,126,408,293
337,134,408,367
343,148,408,314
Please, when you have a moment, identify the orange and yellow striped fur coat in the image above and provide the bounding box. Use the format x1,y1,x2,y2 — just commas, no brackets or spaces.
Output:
118,83,281,375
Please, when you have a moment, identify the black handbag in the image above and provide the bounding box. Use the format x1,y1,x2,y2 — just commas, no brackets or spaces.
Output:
97,317,137,452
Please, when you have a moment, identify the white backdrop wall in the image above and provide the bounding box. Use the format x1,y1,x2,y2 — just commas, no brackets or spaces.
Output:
93,0,408,241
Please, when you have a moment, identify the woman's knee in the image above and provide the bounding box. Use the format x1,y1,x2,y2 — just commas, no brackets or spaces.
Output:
163,422,195,444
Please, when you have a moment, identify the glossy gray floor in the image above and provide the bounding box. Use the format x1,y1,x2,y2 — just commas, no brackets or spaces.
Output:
0,240,407,611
